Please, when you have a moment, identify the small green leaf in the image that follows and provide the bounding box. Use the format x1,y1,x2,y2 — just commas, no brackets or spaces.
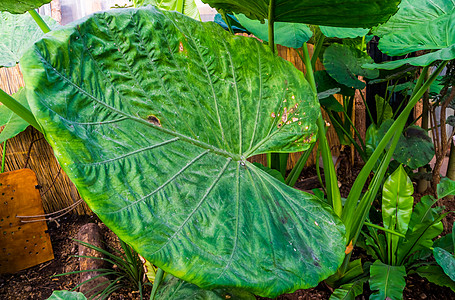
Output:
314,70,355,97
133,0,201,20
320,26,369,39
0,11,58,67
395,125,434,169
416,265,455,292
375,95,393,125
434,247,455,282
235,14,312,48
323,44,378,90
0,0,51,14
252,162,285,183
437,177,455,199
369,260,406,300
0,89,30,143
46,291,87,300
330,278,366,300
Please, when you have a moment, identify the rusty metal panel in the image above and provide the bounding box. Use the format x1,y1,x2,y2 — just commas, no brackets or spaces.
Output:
0,169,54,274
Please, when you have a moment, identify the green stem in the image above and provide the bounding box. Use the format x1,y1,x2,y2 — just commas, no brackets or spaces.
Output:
221,11,234,35
285,143,315,186
310,32,325,71
302,43,342,216
268,0,275,53
29,10,51,33
364,222,406,238
0,88,42,132
176,0,184,14
150,268,164,300
1,141,6,173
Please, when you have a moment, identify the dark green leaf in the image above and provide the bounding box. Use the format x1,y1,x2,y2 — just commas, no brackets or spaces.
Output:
323,44,378,89
447,115,455,127
319,96,344,113
0,0,51,14
375,95,393,125
202,0,400,28
434,233,455,254
437,177,455,199
369,260,406,300
156,275,256,299
0,11,58,67
46,290,87,300
434,247,455,281
252,162,285,183
133,0,201,20
416,265,455,292
320,26,369,39
318,89,341,100
395,125,434,169
235,14,312,48
21,7,345,297
314,70,355,97
0,89,30,143
329,278,366,300
214,14,247,33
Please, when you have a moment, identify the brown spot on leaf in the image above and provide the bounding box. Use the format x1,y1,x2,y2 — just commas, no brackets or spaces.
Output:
179,41,184,52
147,115,161,127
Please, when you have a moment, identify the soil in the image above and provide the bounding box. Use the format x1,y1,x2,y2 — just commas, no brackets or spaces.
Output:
1,162,455,300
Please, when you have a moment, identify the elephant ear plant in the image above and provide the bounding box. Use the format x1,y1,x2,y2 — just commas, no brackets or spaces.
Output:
17,6,348,297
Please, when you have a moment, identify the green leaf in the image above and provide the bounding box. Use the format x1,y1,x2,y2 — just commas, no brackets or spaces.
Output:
314,70,355,97
214,13,247,33
156,275,256,299
437,177,455,199
133,0,201,20
0,11,58,67
375,95,393,125
369,260,406,300
382,165,414,234
46,290,87,300
202,0,400,28
0,89,30,143
252,162,285,183
235,14,312,48
365,0,455,69
320,26,369,39
329,278,366,300
416,265,455,292
394,125,434,169
397,195,445,264
0,0,51,14
323,44,378,90
434,247,455,281
21,7,346,297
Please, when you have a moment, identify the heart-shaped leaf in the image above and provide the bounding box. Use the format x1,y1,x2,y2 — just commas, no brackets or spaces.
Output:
235,14,312,48
0,11,58,67
365,0,455,70
202,0,400,28
21,7,346,297
323,43,378,89
0,0,51,14
394,125,434,169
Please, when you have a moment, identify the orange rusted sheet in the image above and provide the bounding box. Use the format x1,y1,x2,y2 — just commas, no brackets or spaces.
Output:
0,169,54,274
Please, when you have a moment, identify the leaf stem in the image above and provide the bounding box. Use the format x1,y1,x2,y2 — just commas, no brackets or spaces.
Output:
150,268,164,300
364,222,406,238
29,10,51,33
1,141,6,173
0,88,42,133
268,0,275,53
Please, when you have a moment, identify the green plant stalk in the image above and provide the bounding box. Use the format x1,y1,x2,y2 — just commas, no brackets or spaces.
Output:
315,146,326,192
285,142,315,186
176,0,184,14
1,141,6,173
268,0,275,54
342,64,437,233
0,88,42,132
364,221,405,238
150,268,164,300
302,42,342,216
28,10,51,33
310,32,325,71
221,11,234,35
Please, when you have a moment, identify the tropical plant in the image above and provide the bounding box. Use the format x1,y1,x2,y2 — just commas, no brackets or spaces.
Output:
0,0,454,298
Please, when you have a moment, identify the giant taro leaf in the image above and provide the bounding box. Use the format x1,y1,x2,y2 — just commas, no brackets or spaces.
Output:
0,11,59,67
202,0,400,28
21,7,346,297
365,0,455,70
0,0,51,14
